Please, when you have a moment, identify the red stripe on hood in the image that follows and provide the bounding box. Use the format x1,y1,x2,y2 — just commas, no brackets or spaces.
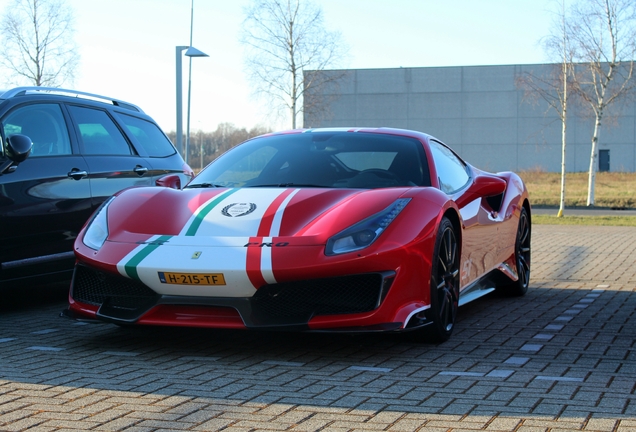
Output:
257,188,295,236
247,188,296,289
246,236,267,289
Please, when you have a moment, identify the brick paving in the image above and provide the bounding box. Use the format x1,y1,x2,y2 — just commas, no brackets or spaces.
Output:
1,224,635,431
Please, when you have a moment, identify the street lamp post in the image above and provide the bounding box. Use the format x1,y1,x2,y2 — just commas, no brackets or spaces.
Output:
199,130,204,171
175,46,208,163
184,47,208,165
175,46,188,158
175,0,208,164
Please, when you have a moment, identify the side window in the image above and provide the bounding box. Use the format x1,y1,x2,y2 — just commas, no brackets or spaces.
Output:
67,105,132,155
1,104,72,157
117,113,176,157
429,140,470,194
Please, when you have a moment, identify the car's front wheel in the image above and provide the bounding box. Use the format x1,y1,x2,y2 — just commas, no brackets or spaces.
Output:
422,217,460,343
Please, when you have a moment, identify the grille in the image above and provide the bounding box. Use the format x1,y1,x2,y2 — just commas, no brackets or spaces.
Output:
251,273,384,320
72,265,159,310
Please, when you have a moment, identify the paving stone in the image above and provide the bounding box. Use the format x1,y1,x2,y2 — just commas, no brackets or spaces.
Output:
1,226,636,430
386,418,428,430
192,417,235,430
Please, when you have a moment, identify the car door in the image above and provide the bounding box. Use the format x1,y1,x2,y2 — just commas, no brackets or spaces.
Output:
0,103,92,280
428,140,500,288
66,104,152,206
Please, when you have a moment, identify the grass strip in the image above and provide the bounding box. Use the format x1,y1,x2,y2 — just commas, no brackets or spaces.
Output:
533,214,636,226
519,171,636,208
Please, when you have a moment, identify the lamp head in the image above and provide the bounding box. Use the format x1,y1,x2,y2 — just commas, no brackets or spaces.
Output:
185,46,209,57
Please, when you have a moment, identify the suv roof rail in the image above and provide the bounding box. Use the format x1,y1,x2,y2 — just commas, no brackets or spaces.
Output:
0,86,144,113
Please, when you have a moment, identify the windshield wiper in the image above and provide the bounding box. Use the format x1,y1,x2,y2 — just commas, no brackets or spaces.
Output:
184,183,222,189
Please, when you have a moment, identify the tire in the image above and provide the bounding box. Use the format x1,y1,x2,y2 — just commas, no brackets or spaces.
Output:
419,217,460,343
501,206,531,296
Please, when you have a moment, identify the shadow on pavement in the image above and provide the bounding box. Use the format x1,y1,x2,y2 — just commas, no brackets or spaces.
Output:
0,282,69,313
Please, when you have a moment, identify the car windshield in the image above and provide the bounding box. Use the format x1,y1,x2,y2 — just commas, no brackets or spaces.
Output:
189,132,431,189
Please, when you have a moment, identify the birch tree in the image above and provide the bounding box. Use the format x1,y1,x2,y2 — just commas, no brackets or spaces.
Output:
0,0,79,87
241,0,346,129
517,0,576,216
569,0,636,206
544,0,576,217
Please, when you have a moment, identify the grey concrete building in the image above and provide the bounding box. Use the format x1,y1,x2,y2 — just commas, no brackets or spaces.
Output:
304,64,636,173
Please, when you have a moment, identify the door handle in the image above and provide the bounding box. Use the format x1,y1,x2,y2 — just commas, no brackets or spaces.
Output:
134,165,149,176
68,169,88,180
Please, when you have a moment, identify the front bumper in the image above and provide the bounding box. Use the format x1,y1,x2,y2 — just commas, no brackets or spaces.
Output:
66,264,405,330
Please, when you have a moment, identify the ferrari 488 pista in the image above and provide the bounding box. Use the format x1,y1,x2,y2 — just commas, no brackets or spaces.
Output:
63,128,531,342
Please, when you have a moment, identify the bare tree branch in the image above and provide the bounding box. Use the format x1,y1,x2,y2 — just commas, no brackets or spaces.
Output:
0,0,79,87
517,0,580,217
240,0,347,128
568,0,636,205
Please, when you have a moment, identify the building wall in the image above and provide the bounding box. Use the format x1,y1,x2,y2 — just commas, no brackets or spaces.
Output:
304,64,636,173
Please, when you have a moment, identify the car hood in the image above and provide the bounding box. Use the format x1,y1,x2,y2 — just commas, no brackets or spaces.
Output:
105,186,416,245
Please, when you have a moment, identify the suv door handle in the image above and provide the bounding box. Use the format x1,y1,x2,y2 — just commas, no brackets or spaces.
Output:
68,169,88,180
134,165,148,176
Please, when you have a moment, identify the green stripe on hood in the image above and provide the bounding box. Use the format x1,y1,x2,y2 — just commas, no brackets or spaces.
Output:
185,188,239,236
124,235,173,280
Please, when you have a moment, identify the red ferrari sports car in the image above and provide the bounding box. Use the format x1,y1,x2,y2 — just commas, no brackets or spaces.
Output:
63,128,531,342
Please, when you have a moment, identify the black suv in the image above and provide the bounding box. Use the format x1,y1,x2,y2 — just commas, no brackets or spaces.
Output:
0,87,193,289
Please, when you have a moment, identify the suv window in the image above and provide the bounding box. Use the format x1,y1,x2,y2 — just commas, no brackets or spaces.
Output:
429,140,470,194
2,104,72,157
117,113,176,157
67,105,132,155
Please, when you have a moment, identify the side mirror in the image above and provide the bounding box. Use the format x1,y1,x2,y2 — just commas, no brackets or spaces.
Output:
472,174,507,197
156,174,181,189
1,134,33,174
455,175,507,208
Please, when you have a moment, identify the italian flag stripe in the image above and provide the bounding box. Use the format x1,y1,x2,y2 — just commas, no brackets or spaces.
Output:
256,188,296,236
185,188,239,236
124,235,173,280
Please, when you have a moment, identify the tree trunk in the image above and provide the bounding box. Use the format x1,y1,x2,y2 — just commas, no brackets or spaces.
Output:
557,57,568,218
558,111,567,217
289,17,296,129
586,115,602,206
290,72,297,129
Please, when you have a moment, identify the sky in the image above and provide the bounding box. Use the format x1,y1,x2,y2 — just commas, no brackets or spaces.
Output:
0,0,561,133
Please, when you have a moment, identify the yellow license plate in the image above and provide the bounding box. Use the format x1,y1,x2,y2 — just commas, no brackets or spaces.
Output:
158,272,226,285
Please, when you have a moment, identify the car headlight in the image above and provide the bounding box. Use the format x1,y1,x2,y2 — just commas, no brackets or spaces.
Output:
326,198,410,255
82,197,114,250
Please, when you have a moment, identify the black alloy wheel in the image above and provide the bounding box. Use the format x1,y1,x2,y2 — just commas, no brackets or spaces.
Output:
506,206,531,296
425,217,460,343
